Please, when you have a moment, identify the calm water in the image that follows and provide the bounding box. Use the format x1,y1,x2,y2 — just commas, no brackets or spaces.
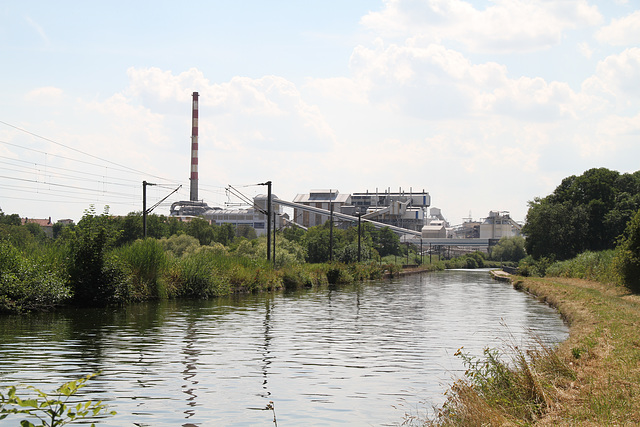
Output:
0,270,568,426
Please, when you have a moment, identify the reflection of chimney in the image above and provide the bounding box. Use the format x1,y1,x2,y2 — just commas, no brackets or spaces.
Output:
189,92,199,202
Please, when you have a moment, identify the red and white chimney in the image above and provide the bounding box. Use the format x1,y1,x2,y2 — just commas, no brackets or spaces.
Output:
189,92,199,202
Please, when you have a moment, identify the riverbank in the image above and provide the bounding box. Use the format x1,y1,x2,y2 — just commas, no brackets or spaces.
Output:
516,276,640,424
428,275,640,425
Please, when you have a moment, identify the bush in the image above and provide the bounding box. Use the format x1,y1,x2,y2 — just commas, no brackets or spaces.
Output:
545,250,618,283
67,208,126,306
173,251,232,298
0,240,71,313
0,372,116,425
159,234,200,257
517,255,554,277
326,263,354,284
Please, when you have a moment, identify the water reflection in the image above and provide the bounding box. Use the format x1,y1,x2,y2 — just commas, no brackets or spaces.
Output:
181,318,200,420
0,270,568,426
260,298,273,399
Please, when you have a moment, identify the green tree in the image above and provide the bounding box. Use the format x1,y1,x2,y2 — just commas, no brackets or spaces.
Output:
215,223,236,246
236,224,257,240
115,212,143,245
67,207,128,306
24,222,47,241
0,209,21,226
614,209,640,293
283,226,305,243
374,227,401,257
490,236,526,262
523,168,640,260
303,225,331,263
185,218,215,245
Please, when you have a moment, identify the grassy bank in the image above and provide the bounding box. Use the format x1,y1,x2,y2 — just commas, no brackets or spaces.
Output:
421,275,640,426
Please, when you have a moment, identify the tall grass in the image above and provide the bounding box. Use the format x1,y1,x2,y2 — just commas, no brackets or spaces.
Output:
545,250,619,284
114,239,169,298
419,335,574,426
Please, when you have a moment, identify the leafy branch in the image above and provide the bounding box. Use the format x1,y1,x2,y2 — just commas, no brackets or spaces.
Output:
0,373,115,426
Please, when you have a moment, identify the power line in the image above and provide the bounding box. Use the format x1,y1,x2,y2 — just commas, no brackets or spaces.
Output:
0,174,140,199
0,121,175,183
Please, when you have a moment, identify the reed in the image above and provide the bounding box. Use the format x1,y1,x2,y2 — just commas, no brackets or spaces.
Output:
114,238,169,298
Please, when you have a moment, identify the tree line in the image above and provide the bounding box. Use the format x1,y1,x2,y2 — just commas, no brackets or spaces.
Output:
521,167,640,291
0,205,412,313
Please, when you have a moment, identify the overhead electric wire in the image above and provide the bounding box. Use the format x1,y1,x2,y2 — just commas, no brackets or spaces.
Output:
0,161,137,189
0,121,176,183
0,174,140,199
0,139,155,181
0,154,143,185
0,194,137,206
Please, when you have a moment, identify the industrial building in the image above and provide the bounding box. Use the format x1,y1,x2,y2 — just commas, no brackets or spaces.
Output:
292,188,431,231
291,190,351,228
168,92,520,244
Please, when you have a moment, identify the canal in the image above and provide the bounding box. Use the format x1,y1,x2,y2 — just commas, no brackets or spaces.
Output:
0,269,568,426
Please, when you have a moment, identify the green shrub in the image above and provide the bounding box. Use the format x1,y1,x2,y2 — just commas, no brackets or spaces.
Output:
158,234,200,257
0,240,70,313
517,255,554,277
545,250,619,283
67,208,124,306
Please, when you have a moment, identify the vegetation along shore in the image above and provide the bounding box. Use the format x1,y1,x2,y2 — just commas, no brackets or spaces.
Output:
3,204,504,314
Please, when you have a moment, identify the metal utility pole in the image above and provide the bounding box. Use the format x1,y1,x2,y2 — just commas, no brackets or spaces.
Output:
143,180,156,238
329,190,334,262
258,181,272,262
357,213,362,263
143,181,181,238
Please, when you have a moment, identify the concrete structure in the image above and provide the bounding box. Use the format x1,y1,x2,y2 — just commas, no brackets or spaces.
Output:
479,211,522,239
292,190,351,228
190,91,199,202
170,195,285,236
292,188,430,231
421,223,446,238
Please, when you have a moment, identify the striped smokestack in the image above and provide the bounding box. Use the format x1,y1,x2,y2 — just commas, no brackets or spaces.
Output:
189,91,199,202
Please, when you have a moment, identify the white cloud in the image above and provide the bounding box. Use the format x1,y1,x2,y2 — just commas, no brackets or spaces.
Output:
583,48,640,101
598,112,640,138
578,42,593,59
347,38,589,123
24,86,64,103
349,40,511,118
85,93,170,151
361,0,602,53
125,68,337,153
487,77,584,121
596,10,640,46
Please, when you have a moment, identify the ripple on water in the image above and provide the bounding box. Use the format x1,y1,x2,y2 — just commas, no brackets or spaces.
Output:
0,270,567,426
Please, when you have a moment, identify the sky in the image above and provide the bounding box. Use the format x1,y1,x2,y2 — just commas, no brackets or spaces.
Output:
1,0,639,226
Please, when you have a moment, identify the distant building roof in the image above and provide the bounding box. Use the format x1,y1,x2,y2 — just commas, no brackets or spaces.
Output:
21,217,53,227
